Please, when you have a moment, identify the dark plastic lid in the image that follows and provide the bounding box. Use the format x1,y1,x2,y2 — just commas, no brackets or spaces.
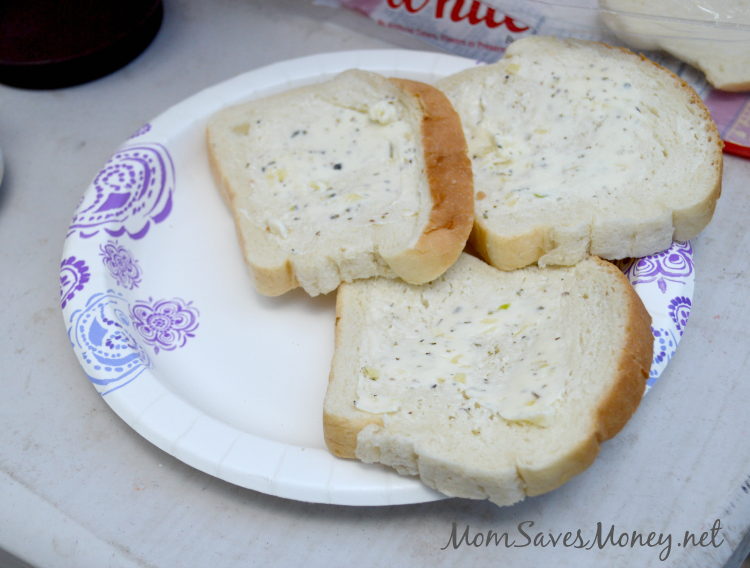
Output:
0,0,163,89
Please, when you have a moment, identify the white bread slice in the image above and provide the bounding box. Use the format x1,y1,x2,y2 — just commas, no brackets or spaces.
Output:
207,70,473,296
436,36,723,271
601,0,750,92
323,253,652,506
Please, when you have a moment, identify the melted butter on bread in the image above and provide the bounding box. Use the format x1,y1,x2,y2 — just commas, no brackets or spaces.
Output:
248,96,421,245
355,274,571,426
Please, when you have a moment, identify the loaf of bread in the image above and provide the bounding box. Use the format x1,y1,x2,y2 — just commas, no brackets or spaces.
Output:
207,70,474,296
436,36,723,271
601,0,750,92
323,253,652,506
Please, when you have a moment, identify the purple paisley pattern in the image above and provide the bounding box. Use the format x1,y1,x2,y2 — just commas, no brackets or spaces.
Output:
669,296,692,336
60,256,91,309
617,241,694,294
615,241,695,390
67,144,174,240
129,298,199,354
129,124,151,138
100,240,142,289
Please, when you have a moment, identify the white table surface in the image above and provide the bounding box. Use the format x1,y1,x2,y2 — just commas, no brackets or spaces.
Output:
1,1,749,567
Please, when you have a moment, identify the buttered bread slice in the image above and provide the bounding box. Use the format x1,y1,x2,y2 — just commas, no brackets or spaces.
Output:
437,36,722,271
207,70,473,296
323,253,652,506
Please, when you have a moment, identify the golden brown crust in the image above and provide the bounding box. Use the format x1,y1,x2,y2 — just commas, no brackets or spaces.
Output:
384,78,474,284
669,81,723,241
323,284,382,458
324,412,383,458
519,257,652,497
470,220,549,272
715,80,750,93
591,257,652,441
520,435,601,498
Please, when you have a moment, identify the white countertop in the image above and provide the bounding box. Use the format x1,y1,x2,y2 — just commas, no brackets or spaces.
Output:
1,1,749,567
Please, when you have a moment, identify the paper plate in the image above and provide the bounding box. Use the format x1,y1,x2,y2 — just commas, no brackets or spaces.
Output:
60,50,694,506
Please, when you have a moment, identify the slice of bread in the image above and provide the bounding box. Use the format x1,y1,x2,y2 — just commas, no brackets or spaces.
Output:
207,70,473,296
436,36,723,271
601,0,750,92
323,253,652,506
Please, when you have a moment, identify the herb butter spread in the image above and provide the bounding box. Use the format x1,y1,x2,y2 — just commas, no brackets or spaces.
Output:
208,69,476,297
222,84,425,252
460,57,705,227
327,253,653,506
355,269,573,426
437,36,721,268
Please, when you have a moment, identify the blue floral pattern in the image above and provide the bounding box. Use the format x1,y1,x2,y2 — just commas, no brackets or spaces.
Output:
67,291,153,396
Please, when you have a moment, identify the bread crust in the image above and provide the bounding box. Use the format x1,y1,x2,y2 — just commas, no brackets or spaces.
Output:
469,220,549,272
629,48,723,244
323,285,382,457
323,255,654,504
207,73,473,296
518,257,652,496
457,39,723,271
383,79,474,284
206,143,299,296
712,80,750,93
